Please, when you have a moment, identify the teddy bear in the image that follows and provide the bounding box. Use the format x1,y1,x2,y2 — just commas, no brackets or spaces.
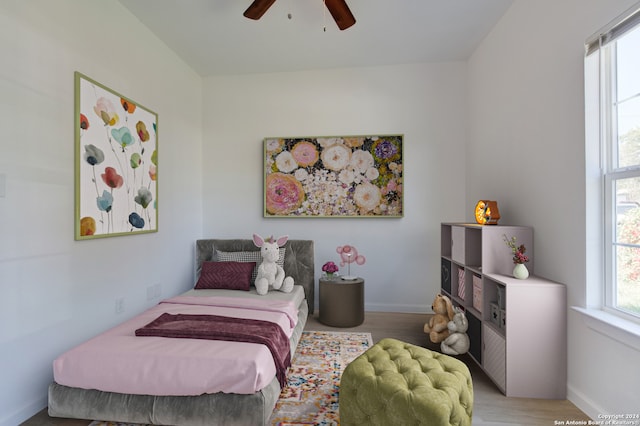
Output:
423,293,455,343
253,233,294,295
441,308,470,355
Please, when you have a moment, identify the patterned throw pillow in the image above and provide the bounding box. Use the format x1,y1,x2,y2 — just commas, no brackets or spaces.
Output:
214,249,286,285
195,261,256,290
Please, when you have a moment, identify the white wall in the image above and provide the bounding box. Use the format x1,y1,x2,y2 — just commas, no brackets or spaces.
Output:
0,1,203,425
202,63,468,313
6,0,637,422
468,0,640,416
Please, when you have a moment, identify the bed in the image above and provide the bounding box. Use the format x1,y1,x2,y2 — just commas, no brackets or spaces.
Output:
48,238,315,426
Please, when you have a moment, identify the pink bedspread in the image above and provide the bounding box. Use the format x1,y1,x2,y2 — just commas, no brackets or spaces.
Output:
53,295,299,396
135,313,291,387
164,295,300,329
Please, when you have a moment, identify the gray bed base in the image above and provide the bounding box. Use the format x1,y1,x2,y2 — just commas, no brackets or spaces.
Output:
48,239,314,426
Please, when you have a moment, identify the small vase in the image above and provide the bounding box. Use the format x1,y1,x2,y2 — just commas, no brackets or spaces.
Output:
325,273,336,280
513,263,529,279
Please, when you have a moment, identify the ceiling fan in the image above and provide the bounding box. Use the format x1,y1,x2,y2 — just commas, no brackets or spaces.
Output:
243,0,356,31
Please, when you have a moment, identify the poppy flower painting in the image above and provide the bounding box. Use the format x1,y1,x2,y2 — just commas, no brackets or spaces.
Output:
75,72,158,239
264,135,403,217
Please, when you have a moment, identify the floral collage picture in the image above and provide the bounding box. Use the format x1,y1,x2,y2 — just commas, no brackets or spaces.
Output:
75,72,158,239
264,135,403,217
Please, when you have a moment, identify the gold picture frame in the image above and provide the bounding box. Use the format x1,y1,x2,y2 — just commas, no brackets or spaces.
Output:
264,135,403,217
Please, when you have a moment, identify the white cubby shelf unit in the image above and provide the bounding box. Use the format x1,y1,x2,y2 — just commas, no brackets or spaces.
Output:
440,223,567,399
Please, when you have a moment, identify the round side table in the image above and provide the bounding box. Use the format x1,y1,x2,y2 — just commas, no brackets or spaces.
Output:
319,277,364,327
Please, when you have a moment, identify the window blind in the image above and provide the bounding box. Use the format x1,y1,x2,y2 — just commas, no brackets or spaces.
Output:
585,1,640,56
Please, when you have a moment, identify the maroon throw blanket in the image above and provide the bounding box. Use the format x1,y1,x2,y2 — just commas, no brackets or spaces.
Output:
135,313,291,387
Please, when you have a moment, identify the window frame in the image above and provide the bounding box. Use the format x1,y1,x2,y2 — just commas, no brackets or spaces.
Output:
586,3,640,325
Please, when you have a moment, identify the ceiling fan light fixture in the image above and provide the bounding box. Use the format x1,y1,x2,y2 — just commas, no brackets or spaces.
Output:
243,0,355,31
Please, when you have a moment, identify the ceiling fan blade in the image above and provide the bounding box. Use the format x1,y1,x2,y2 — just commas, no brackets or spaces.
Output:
243,0,277,20
324,0,356,30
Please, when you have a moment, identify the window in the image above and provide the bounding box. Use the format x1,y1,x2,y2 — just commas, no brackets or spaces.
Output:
585,3,640,323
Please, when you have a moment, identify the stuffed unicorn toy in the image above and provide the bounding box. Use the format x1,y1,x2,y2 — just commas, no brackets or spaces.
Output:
253,233,294,295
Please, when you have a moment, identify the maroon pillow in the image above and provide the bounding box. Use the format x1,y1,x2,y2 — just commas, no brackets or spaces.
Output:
195,261,256,290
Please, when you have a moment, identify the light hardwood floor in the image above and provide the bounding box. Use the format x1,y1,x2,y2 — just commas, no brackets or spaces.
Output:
305,312,590,426
24,312,589,426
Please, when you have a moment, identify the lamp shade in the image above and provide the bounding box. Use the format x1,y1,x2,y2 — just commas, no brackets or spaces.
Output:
474,200,500,225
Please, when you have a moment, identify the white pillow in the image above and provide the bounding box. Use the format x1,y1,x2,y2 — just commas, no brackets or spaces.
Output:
214,249,286,285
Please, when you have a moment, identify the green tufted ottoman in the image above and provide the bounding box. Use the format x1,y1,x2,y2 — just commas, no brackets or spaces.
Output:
339,338,473,426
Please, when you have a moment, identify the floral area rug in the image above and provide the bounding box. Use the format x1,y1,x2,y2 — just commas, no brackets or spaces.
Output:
89,330,372,426
269,330,372,425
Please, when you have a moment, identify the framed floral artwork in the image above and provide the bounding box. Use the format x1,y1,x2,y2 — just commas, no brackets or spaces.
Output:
264,135,403,217
74,72,158,239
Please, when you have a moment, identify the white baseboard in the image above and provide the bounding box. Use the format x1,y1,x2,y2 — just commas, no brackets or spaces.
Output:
364,302,428,313
567,383,602,421
313,303,429,314
0,396,47,426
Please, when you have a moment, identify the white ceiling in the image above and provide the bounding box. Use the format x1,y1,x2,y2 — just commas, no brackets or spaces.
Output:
118,0,514,76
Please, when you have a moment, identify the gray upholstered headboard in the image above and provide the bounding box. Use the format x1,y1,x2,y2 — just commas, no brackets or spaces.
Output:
195,239,315,315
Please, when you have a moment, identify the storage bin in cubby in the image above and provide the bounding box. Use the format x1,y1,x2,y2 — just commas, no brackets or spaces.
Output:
472,274,482,312
441,258,451,294
457,268,466,299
